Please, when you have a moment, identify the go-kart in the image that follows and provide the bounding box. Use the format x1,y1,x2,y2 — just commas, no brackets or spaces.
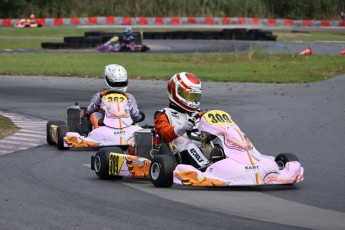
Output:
96,36,150,52
46,89,151,154
149,110,304,187
14,18,43,28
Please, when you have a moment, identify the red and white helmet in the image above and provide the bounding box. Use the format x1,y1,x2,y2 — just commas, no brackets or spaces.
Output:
30,14,35,20
167,72,202,112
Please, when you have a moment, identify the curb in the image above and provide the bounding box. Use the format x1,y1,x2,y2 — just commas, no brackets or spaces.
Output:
0,111,47,156
1,16,345,28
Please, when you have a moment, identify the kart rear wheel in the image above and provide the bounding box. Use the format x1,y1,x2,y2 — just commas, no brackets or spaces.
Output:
150,155,175,188
56,125,69,150
93,147,123,180
46,120,65,145
275,153,300,170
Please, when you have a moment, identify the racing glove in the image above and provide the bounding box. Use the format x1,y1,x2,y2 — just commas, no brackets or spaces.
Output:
174,117,195,136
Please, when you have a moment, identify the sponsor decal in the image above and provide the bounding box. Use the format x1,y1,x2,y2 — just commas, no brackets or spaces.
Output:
190,148,205,163
245,165,259,170
114,130,126,135
171,111,180,119
133,159,145,167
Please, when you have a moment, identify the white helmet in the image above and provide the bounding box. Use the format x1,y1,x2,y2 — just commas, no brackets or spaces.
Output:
104,64,128,92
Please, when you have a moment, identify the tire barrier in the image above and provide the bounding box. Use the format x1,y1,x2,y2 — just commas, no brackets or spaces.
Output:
41,32,142,49
41,28,277,49
142,29,277,40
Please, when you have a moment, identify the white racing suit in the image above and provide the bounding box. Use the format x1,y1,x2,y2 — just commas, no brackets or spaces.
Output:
154,104,209,169
86,90,140,128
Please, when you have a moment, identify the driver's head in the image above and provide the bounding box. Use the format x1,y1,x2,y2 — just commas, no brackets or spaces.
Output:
167,72,202,112
104,64,128,92
124,26,132,37
30,14,35,20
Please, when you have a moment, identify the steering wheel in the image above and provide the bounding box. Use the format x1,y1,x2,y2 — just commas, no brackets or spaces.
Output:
186,111,203,141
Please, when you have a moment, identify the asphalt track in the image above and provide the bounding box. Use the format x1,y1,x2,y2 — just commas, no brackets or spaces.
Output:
1,40,345,229
2,39,345,55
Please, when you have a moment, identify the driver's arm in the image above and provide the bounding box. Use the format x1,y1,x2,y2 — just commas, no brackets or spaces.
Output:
85,92,102,116
126,93,140,122
154,111,178,143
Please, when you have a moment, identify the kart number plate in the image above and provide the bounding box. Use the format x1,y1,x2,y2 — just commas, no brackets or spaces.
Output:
104,93,127,104
109,152,125,176
204,110,234,126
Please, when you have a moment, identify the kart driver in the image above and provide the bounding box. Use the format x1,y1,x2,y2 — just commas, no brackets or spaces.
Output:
154,72,210,170
119,26,135,50
103,26,135,51
83,64,140,132
29,14,36,24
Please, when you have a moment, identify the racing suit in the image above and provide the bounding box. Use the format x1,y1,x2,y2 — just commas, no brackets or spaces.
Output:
154,103,209,169
119,34,136,51
85,90,140,128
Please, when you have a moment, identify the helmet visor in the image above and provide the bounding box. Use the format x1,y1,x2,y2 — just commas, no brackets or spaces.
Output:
178,86,201,102
106,77,128,88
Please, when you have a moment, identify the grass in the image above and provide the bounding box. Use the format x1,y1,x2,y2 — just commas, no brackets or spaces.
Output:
276,30,345,42
1,52,344,83
0,115,19,139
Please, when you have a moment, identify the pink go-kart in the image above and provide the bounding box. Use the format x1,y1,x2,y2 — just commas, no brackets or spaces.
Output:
149,110,304,187
14,18,43,28
46,89,150,150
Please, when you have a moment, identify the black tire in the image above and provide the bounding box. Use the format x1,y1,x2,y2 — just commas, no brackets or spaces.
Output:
46,120,65,145
41,42,60,49
93,147,124,180
275,153,300,170
56,125,69,150
158,143,177,163
150,155,175,187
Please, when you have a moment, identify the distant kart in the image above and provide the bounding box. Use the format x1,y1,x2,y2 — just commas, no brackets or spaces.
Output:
14,18,43,28
149,110,304,187
97,36,150,52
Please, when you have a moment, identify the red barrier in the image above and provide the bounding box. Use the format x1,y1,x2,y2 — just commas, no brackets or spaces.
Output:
237,18,246,25
320,20,330,26
302,20,313,26
170,17,180,25
284,19,294,25
155,17,163,24
139,17,148,25
187,18,197,24
106,16,114,24
222,18,231,24
36,18,45,25
3,16,345,27
123,17,132,25
251,18,260,25
267,18,277,26
88,17,97,25
54,18,63,26
204,18,215,24
71,18,80,25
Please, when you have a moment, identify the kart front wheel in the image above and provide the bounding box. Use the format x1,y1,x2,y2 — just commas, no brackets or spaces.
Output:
93,147,123,180
56,125,69,150
275,153,300,170
46,120,65,145
150,155,175,188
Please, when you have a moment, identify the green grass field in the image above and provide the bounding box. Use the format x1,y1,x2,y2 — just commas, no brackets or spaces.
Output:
0,27,345,83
